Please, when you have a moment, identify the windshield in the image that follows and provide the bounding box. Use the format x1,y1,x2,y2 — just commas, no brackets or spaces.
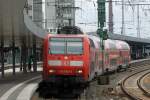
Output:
49,37,83,54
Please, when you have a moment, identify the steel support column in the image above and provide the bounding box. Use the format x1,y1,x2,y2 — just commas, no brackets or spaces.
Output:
0,2,4,77
20,46,23,71
21,37,27,73
12,35,15,75
143,45,145,57
32,35,37,72
11,15,16,75
0,34,4,78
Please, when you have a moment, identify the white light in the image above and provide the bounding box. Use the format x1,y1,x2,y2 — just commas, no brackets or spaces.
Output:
48,60,61,66
70,61,83,66
49,69,55,73
77,70,83,74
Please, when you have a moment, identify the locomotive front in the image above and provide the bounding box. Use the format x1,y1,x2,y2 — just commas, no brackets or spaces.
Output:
42,26,90,84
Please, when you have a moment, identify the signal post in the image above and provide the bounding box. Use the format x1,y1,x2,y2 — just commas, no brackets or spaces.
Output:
97,0,109,85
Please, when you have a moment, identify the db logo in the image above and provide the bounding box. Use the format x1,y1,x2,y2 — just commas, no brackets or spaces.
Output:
64,56,68,60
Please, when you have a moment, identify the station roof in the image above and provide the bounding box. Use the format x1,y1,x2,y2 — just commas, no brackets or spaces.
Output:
87,32,150,45
108,34,150,44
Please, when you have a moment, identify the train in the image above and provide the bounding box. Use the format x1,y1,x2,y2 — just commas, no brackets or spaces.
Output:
42,26,131,85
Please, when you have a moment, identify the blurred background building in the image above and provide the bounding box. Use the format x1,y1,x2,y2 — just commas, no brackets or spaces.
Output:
44,0,76,33
27,0,76,34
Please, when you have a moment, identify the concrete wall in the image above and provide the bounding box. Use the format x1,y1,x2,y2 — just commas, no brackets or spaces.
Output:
0,0,43,46
0,0,26,36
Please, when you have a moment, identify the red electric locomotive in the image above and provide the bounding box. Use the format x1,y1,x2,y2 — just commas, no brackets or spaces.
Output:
43,35,92,83
42,26,130,84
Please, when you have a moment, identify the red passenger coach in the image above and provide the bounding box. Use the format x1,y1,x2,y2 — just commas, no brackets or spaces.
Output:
116,40,131,69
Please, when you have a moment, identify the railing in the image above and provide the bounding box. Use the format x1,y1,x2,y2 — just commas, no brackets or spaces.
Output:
0,62,43,71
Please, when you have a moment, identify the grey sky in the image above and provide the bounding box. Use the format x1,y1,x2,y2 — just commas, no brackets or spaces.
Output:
75,0,97,32
75,0,150,38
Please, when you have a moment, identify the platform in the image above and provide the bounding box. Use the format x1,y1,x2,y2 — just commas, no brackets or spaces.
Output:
0,67,42,100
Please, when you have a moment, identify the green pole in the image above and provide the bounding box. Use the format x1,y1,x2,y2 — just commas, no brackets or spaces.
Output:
97,0,105,28
97,0,106,74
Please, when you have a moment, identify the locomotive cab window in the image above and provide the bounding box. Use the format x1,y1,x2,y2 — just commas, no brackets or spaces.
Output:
49,37,83,54
67,42,83,54
49,42,65,54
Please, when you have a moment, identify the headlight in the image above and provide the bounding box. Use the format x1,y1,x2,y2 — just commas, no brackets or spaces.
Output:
48,60,61,66
70,61,83,66
49,69,56,73
76,70,83,74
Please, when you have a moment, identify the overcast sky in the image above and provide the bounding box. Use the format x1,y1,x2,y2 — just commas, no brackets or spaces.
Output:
75,0,97,32
75,0,150,38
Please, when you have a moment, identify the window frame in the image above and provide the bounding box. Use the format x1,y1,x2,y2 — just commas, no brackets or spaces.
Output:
49,37,83,55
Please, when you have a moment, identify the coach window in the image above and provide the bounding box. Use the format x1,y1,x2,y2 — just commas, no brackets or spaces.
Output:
124,58,129,64
110,59,117,66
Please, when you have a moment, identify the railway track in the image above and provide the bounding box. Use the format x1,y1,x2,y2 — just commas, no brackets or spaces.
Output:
121,66,150,100
31,80,98,100
138,72,150,97
1,59,150,100
30,60,150,100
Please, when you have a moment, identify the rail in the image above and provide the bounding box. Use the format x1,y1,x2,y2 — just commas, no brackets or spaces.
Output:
121,69,149,100
120,59,150,100
138,71,150,97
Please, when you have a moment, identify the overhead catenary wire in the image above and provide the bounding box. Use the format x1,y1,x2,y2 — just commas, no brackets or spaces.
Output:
35,0,150,36
75,0,97,28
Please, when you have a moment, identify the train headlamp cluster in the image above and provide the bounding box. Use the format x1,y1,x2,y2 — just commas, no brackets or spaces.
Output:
49,69,56,73
76,70,83,74
49,69,83,74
